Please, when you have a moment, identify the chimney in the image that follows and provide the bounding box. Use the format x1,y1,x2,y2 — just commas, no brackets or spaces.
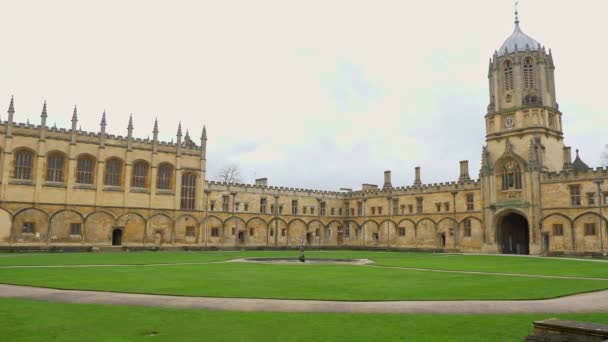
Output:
562,147,573,170
255,178,268,187
414,166,422,187
383,170,392,190
459,160,470,182
362,184,378,191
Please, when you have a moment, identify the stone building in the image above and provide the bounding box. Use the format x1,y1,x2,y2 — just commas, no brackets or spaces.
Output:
0,14,606,255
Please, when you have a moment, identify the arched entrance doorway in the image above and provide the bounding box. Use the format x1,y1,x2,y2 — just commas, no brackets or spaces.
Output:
112,229,122,246
496,213,529,255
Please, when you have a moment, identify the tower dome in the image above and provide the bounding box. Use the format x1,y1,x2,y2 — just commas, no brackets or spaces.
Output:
497,12,542,56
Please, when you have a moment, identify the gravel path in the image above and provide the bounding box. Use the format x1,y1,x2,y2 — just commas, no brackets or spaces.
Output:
1,284,608,314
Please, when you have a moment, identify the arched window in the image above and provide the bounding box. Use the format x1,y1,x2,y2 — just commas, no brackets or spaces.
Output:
181,172,197,210
157,163,173,190
105,158,122,186
504,60,513,91
501,161,522,191
14,150,34,180
46,152,65,182
131,161,148,188
523,57,534,89
76,155,95,184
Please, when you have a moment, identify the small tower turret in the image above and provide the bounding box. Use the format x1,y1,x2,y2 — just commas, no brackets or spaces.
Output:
7,96,15,137
176,122,182,155
127,114,134,151
40,101,48,141
70,105,78,144
152,117,159,153
200,125,207,159
100,111,107,147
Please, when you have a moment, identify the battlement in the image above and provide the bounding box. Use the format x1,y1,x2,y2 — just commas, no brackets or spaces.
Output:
205,180,343,198
206,177,480,200
542,167,608,183
345,179,480,198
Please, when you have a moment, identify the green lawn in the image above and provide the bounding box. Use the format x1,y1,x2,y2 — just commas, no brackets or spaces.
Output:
1,298,607,342
1,250,607,278
1,261,608,300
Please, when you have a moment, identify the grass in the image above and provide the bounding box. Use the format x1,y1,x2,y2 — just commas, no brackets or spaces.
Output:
1,297,608,341
1,261,608,300
1,250,607,278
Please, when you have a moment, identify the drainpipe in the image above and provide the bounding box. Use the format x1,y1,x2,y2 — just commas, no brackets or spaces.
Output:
451,190,458,248
204,189,211,249
274,195,279,247
363,197,367,247
387,195,392,250
593,179,604,256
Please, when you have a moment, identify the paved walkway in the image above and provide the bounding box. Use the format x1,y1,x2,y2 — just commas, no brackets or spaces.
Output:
2,284,608,314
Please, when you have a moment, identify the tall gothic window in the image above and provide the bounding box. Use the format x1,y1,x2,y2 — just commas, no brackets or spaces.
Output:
523,57,534,89
14,150,33,180
46,152,64,182
105,158,122,186
504,60,514,91
131,161,148,188
76,155,94,184
181,172,196,210
156,163,173,190
501,161,522,191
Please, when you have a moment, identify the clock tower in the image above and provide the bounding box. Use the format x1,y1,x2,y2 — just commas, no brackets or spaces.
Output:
480,10,572,255
483,12,566,172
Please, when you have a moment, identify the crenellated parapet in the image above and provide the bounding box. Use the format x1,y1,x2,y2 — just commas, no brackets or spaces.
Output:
542,167,608,184
205,180,344,199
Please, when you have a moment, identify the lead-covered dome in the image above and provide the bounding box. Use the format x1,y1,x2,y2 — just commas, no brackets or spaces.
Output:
498,22,541,56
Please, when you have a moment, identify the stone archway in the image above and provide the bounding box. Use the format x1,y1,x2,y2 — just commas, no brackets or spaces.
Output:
496,212,529,255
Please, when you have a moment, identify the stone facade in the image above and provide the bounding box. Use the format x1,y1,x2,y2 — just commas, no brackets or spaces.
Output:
0,17,606,255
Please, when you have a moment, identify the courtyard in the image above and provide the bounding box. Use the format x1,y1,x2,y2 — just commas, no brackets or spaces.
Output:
1,250,608,341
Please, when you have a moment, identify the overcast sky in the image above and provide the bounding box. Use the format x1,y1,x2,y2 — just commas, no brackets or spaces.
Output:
1,0,606,190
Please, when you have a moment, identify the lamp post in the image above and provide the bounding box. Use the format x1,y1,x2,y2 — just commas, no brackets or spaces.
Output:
231,191,238,247
592,179,604,256
204,189,211,249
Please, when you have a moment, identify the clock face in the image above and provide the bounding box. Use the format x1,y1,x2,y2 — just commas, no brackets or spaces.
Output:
504,116,514,128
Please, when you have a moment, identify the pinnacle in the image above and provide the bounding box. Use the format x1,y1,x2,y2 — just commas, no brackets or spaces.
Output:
8,95,14,114
41,101,47,118
72,105,78,122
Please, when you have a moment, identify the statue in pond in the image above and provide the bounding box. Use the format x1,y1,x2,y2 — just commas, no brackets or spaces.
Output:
298,238,305,263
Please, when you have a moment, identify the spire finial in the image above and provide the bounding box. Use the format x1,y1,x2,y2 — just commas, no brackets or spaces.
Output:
8,95,14,114
177,122,182,136
201,125,207,140
101,110,107,126
514,0,520,25
128,113,133,130
41,101,47,118
576,148,580,157
72,105,78,122
153,117,159,133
